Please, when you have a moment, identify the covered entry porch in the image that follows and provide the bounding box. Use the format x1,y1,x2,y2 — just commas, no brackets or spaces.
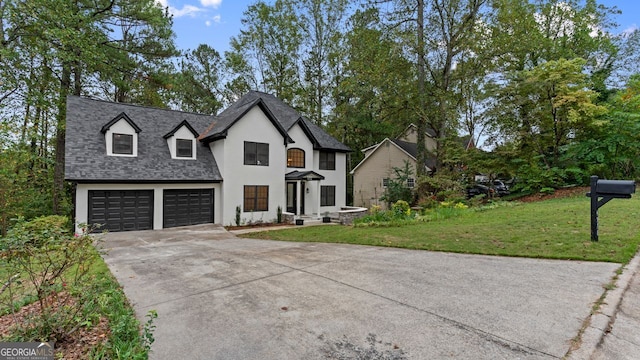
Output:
285,170,325,218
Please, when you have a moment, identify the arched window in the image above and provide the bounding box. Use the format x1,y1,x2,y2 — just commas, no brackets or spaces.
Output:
287,148,305,168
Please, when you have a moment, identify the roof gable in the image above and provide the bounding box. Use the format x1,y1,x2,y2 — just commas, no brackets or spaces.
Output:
163,119,199,139
351,138,437,174
398,123,436,141
199,91,350,152
199,97,292,144
351,138,416,174
296,117,351,152
100,112,142,134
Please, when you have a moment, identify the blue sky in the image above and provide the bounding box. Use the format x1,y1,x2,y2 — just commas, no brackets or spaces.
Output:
159,0,640,54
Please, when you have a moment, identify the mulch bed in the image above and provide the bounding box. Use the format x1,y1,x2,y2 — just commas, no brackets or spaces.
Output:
517,186,589,203
0,292,110,359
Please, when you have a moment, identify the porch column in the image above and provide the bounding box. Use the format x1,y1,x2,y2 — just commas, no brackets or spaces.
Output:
316,181,321,219
296,180,301,217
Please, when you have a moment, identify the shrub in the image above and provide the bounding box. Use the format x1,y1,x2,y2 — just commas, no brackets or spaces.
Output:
235,205,241,226
380,161,415,206
416,174,464,202
391,200,411,217
1,216,100,342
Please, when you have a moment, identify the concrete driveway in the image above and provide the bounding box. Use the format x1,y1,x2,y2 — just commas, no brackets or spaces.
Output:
102,224,618,359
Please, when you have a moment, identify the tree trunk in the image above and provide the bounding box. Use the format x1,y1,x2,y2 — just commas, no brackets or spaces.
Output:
53,63,71,215
416,0,427,177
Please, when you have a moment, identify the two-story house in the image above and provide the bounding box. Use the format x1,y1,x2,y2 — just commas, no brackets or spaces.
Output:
65,91,350,232
351,124,473,208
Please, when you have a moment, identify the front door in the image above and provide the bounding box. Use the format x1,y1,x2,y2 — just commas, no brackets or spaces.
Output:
286,182,297,214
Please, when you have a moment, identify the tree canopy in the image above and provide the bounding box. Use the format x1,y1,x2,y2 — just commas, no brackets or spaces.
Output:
1,0,639,233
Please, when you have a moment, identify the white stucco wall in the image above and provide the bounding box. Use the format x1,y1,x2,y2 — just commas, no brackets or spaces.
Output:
314,151,347,214
286,124,314,215
166,126,196,160
285,124,347,216
216,106,287,226
75,183,220,233
104,119,138,156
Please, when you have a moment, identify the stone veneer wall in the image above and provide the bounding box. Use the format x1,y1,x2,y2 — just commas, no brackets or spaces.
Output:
338,207,368,225
282,212,295,225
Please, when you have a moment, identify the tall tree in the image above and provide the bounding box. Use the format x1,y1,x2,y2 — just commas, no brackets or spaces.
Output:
295,0,349,125
2,0,176,214
174,44,226,115
378,0,487,175
487,0,619,153
331,7,414,162
227,0,303,104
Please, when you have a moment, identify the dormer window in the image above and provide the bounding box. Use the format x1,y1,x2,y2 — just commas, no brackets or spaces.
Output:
176,139,193,158
164,120,199,160
113,133,133,155
101,112,141,157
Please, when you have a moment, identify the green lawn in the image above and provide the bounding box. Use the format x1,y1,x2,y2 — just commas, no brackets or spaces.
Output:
244,195,640,263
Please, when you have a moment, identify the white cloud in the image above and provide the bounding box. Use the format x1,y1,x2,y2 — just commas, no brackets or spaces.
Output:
155,0,205,18
171,4,204,18
206,15,221,27
200,0,222,8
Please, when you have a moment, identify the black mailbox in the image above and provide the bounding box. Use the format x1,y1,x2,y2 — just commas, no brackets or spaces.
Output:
595,180,636,197
587,176,636,241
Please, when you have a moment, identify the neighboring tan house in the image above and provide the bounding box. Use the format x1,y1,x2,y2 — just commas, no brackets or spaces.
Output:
351,124,473,208
65,91,350,232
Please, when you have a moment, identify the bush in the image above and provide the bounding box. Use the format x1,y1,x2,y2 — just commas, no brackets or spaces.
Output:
354,199,472,227
391,200,411,217
380,161,415,206
1,216,100,342
416,174,464,202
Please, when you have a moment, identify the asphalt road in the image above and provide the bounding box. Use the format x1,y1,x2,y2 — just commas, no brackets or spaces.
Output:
102,224,618,360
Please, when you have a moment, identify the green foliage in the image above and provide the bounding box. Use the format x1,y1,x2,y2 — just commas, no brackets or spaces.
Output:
1,217,156,358
416,173,465,203
0,145,57,236
174,45,226,115
509,158,587,193
391,200,411,217
246,196,640,263
227,0,303,104
85,265,156,359
277,206,283,224
381,161,414,206
235,205,242,226
1,216,99,342
354,199,468,227
564,74,640,180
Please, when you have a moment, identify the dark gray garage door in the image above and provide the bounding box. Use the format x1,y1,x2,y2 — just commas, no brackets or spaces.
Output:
88,190,154,232
163,189,214,228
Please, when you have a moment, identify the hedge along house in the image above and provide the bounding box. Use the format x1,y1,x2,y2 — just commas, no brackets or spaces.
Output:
65,91,351,233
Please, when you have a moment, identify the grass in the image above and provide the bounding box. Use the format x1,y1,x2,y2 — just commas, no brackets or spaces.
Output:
84,257,154,359
1,250,151,359
244,195,640,263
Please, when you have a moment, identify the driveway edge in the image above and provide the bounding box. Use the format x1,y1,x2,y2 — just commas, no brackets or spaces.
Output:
566,250,640,360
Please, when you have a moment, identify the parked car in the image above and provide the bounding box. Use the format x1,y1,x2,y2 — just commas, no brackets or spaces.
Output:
492,180,510,197
466,184,493,199
467,180,510,199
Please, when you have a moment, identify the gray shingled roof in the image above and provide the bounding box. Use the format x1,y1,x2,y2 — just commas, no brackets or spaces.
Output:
65,96,222,182
391,139,437,169
200,91,351,152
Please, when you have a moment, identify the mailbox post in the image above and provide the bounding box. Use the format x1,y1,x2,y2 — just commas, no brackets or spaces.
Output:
587,176,636,241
